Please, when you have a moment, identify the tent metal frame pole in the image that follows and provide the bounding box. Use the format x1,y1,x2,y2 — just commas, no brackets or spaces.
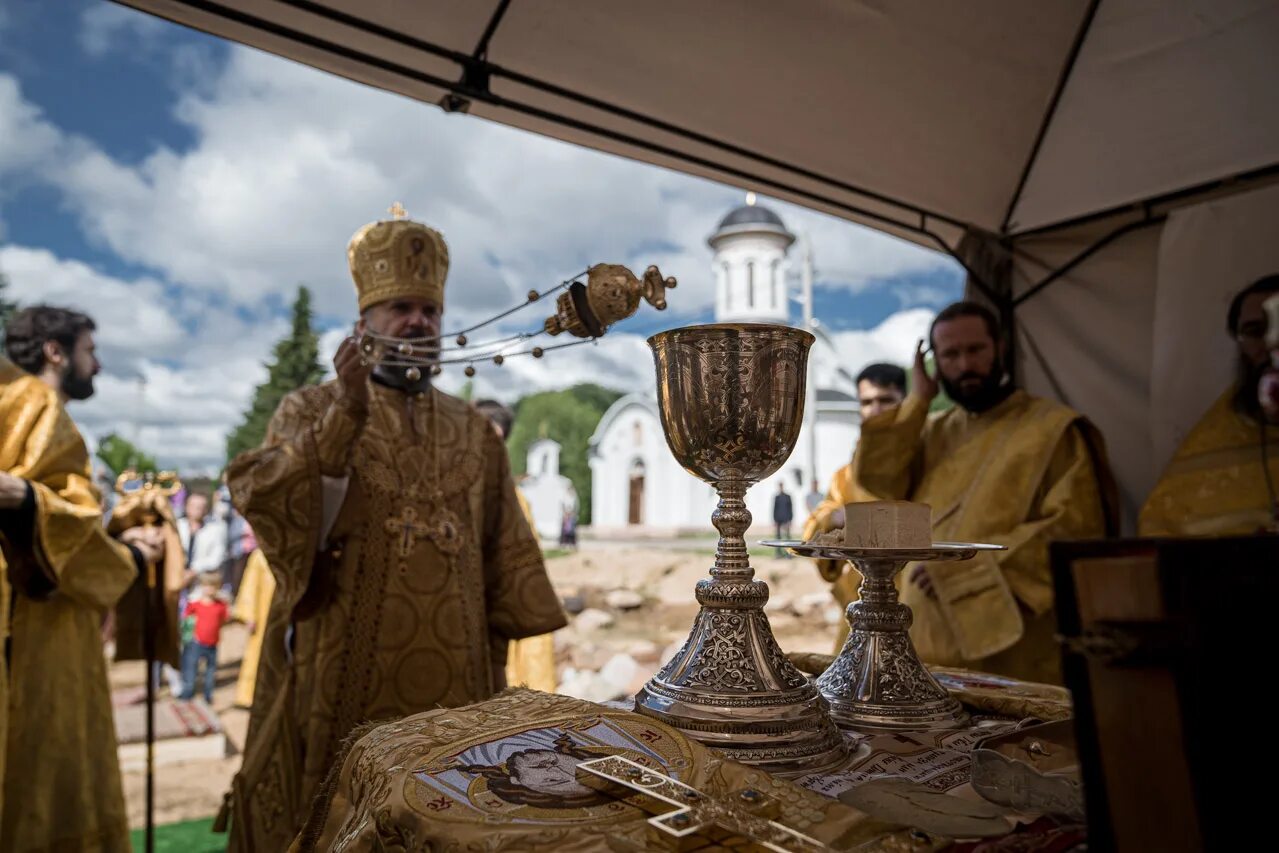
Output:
999,0,1101,234
1011,213,1165,309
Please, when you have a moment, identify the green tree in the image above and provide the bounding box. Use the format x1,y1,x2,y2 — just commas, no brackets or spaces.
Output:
507,383,622,525
225,286,327,462
97,433,158,476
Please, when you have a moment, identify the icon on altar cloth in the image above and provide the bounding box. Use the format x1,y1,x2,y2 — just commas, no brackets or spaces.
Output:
409,717,695,823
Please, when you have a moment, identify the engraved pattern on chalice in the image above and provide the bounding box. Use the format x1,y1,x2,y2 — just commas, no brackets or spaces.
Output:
634,324,846,775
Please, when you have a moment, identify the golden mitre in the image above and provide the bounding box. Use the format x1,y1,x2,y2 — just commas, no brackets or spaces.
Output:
347,204,450,312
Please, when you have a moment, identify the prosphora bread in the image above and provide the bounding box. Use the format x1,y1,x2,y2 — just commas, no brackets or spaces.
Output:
843,500,932,548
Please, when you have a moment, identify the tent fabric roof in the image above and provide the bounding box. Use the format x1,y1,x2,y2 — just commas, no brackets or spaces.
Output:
118,0,1279,251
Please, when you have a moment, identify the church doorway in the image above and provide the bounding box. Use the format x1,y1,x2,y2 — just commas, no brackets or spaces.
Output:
627,459,645,526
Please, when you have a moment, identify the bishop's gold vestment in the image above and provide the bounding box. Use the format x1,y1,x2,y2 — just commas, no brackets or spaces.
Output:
224,380,567,851
1139,387,1279,536
849,390,1114,685
0,358,138,852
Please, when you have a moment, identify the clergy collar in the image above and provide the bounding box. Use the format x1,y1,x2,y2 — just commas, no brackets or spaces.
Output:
371,364,434,396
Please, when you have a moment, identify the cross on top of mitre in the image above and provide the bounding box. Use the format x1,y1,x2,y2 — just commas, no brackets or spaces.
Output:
388,201,408,219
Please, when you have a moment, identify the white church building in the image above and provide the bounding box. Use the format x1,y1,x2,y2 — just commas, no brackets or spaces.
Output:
520,438,578,540
589,200,866,533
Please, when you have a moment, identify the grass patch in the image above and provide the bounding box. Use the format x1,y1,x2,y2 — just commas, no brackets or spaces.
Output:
542,548,573,560
130,817,224,852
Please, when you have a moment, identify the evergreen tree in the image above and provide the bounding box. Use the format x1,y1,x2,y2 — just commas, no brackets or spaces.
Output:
225,286,326,462
97,433,159,476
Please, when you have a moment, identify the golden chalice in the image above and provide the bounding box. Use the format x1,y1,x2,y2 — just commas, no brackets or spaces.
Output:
635,323,846,775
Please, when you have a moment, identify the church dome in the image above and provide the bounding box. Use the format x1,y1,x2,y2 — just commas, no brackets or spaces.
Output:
708,199,795,249
717,203,787,230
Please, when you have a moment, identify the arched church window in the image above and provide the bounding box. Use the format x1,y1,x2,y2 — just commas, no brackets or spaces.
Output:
771,259,781,308
721,261,732,311
746,261,755,308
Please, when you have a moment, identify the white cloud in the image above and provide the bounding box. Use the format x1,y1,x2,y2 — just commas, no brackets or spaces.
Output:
1,245,282,473
1,36,956,471
831,308,935,370
78,3,168,58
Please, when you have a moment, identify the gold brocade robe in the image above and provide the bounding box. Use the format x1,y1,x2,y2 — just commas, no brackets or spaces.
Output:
224,381,567,851
232,548,276,707
507,487,558,693
800,464,878,652
0,358,137,852
851,391,1114,685
1139,387,1279,536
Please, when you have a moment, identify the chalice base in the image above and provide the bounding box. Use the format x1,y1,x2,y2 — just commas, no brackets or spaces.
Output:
817,627,968,731
635,603,848,777
762,542,1007,732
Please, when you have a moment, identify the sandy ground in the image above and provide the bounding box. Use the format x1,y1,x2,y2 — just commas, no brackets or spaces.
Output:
111,544,845,828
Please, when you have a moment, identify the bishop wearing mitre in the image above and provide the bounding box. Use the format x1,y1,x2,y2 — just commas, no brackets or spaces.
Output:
222,209,567,850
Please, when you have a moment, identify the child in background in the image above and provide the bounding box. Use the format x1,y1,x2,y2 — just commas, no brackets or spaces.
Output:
179,571,230,704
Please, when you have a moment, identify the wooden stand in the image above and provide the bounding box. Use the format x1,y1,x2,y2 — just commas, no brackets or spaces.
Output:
1052,535,1279,853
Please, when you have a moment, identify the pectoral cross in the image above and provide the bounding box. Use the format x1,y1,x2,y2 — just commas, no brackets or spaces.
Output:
385,506,434,557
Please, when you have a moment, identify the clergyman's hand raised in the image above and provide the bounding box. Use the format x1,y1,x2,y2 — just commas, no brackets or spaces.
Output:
334,336,373,408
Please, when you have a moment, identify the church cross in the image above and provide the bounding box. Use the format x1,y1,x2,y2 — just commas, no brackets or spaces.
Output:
577,756,825,851
384,506,434,557
388,201,407,219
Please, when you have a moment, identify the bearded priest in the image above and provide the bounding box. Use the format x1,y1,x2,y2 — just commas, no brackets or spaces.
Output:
0,306,165,851
845,301,1117,685
222,209,566,851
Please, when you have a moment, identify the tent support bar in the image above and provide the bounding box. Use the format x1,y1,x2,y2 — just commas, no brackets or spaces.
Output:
144,0,982,250
1012,214,1165,308
1000,0,1100,234
1010,162,1279,240
178,0,972,234
472,0,512,60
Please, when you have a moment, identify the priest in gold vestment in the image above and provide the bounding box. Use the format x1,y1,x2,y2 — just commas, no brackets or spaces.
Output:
1141,277,1279,536
0,307,163,851
232,548,275,707
802,363,907,651
223,212,567,851
840,303,1116,685
475,398,560,694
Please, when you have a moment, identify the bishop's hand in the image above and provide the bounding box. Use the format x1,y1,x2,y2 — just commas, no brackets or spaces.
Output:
335,336,373,409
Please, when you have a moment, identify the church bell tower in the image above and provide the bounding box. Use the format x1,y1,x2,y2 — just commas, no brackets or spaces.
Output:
708,193,796,325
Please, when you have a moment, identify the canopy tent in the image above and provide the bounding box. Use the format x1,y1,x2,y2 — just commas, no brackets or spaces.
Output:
118,0,1279,525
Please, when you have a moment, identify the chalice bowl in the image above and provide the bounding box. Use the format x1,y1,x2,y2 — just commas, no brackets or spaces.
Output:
635,323,846,775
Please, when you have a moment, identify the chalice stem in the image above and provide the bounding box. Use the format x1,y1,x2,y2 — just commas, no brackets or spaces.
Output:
711,479,753,583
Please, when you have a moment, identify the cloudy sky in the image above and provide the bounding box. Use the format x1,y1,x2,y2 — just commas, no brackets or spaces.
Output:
0,0,962,473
